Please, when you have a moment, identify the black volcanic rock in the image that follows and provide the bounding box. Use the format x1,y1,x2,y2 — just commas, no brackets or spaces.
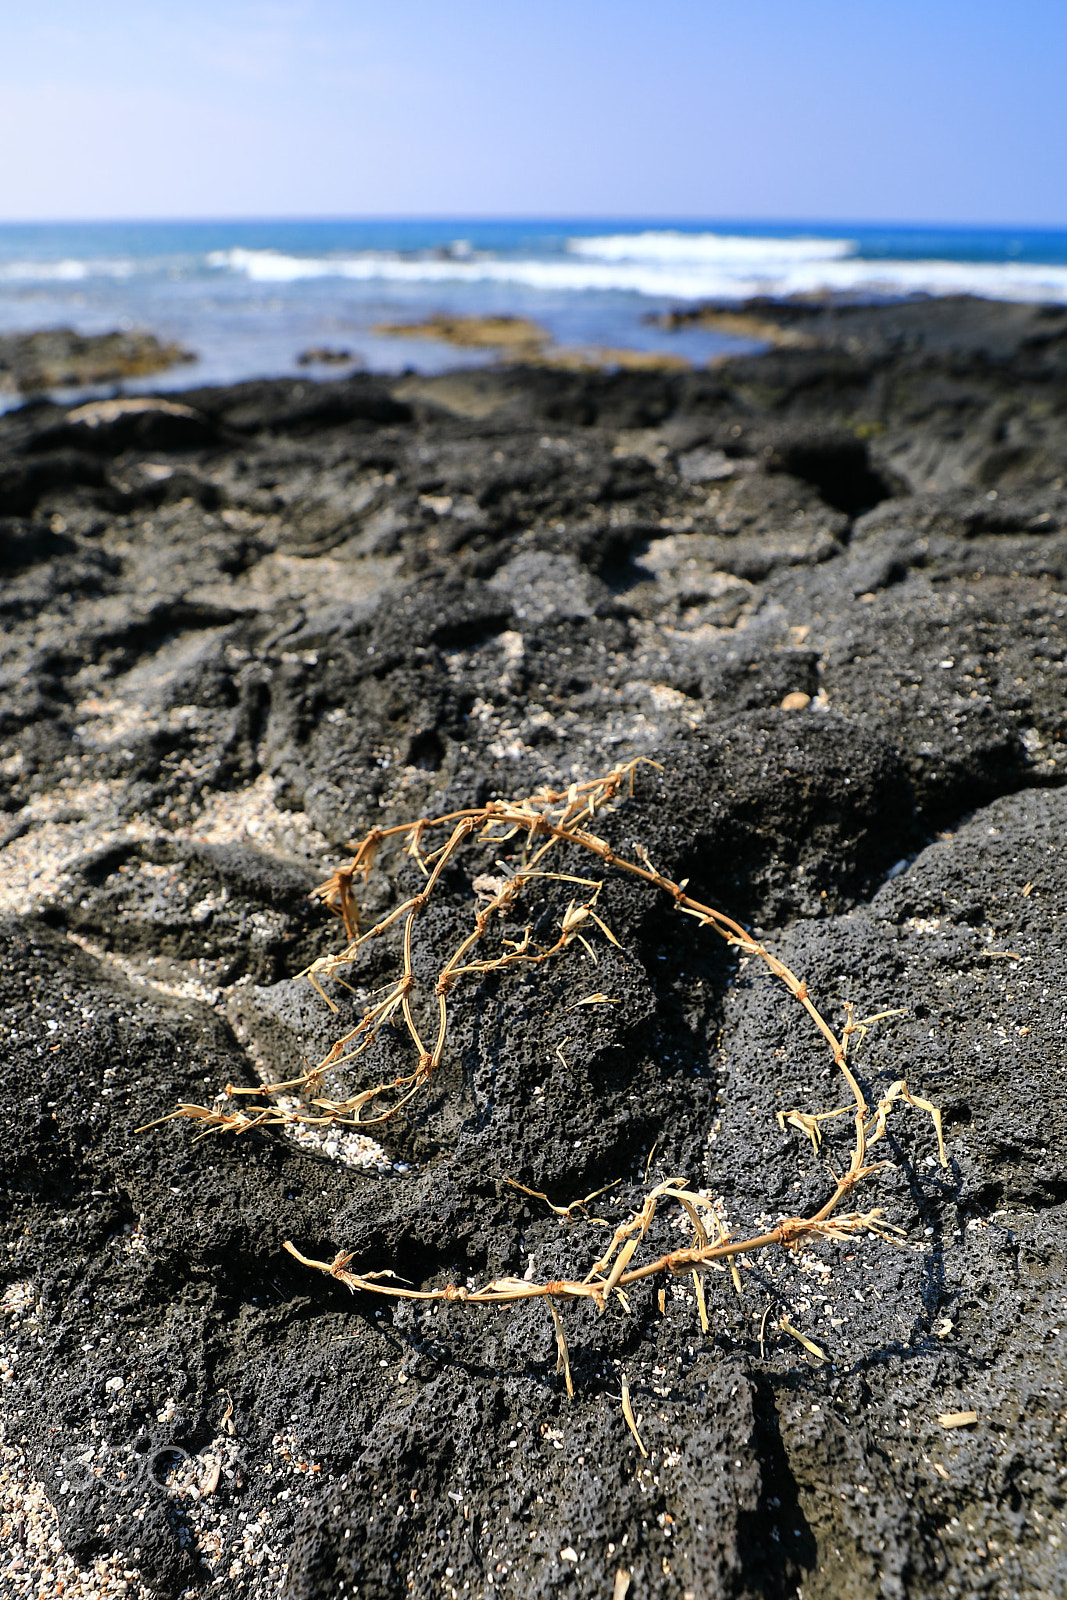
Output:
0,297,1065,1600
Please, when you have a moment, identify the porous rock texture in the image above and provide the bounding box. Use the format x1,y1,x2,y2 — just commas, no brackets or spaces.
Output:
0,297,1065,1600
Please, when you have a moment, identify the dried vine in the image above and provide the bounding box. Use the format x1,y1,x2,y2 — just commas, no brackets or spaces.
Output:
145,759,946,1374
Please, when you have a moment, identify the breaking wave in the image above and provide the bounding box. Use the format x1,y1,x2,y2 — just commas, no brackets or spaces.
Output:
1,232,1066,304
568,231,856,264
206,234,1067,304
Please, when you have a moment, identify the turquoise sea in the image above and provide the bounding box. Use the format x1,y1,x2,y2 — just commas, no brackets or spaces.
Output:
2,218,1067,400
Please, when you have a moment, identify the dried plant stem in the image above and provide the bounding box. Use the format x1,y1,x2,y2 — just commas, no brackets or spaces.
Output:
282,1183,909,1311
148,759,945,1163
146,758,947,1379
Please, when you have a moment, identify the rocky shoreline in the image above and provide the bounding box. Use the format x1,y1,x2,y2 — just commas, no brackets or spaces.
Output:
1,294,1065,1599
0,328,195,398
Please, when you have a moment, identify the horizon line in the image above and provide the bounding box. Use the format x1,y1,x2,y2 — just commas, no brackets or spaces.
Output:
1,213,1065,233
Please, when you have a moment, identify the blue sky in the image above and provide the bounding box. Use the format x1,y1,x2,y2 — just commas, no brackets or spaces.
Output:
0,1,1062,224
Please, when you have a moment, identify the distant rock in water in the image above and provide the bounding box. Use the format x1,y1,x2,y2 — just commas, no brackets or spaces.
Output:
533,343,691,372
374,311,550,353
296,346,362,367
374,311,690,370
0,326,195,395
651,304,818,348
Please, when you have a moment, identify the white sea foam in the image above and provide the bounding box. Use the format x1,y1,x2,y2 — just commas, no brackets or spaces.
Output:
207,238,1067,305
568,231,856,264
0,257,136,283
3,234,1067,305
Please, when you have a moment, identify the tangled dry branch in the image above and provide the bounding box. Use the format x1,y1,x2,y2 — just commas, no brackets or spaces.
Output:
145,759,947,1378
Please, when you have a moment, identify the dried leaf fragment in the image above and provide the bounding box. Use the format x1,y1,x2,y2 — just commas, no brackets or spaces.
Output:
780,1319,829,1362
621,1379,648,1458
692,1269,709,1334
777,1105,850,1152
548,1301,574,1399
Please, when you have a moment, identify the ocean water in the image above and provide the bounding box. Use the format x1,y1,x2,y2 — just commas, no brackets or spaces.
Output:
2,218,1066,403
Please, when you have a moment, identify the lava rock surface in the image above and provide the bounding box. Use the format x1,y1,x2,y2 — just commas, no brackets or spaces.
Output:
1,296,1065,1600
